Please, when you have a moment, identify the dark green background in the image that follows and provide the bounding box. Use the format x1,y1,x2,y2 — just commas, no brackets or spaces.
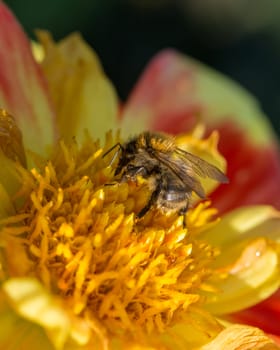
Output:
5,0,280,135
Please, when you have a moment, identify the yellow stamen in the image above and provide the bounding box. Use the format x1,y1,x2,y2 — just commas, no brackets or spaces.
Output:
2,132,222,344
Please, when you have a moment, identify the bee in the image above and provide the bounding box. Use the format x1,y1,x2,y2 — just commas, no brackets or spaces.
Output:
103,132,228,223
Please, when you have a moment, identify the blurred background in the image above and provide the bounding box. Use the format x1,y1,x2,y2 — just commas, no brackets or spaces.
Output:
5,0,280,135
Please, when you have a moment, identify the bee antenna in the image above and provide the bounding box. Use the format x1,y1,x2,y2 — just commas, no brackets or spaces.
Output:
102,142,123,166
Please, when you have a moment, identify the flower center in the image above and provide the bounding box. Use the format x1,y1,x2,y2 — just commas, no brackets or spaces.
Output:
2,133,220,338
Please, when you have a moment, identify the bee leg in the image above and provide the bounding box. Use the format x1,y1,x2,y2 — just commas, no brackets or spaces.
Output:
179,206,188,228
137,185,161,219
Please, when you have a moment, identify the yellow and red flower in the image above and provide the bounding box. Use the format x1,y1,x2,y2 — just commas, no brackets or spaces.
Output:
0,2,280,349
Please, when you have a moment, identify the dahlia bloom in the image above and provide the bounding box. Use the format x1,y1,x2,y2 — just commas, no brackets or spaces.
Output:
0,2,280,349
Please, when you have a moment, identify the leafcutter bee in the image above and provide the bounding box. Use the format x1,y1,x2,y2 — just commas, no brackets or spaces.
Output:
103,132,228,223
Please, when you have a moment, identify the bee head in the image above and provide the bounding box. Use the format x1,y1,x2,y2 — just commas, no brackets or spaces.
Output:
114,140,137,176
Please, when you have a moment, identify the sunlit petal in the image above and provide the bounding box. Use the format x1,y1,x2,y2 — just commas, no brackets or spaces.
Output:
202,206,280,314
3,278,91,349
206,237,280,314
0,290,54,350
202,206,280,247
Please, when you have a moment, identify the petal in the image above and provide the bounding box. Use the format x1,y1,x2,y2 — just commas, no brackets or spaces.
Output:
199,324,280,350
0,290,54,350
134,309,223,349
37,31,119,144
209,122,280,214
121,50,280,212
230,289,280,337
206,237,280,314
121,49,275,142
202,206,280,314
3,278,91,349
159,311,223,349
202,205,280,247
0,3,56,155
121,49,201,136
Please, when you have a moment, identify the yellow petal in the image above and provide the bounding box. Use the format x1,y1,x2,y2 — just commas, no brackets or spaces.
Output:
110,311,222,349
32,40,45,63
3,277,91,349
205,237,280,314
202,206,280,314
158,312,223,349
203,205,280,247
198,324,280,350
193,57,276,145
37,31,119,144
0,290,54,350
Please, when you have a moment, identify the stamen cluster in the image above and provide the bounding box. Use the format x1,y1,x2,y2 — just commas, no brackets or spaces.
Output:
2,135,219,337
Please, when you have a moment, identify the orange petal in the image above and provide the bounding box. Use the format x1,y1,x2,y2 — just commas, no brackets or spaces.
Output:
121,49,201,136
122,49,276,142
209,122,280,214
0,3,56,155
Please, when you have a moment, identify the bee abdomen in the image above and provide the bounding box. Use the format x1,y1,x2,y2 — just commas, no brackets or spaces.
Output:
156,186,190,212
163,190,187,202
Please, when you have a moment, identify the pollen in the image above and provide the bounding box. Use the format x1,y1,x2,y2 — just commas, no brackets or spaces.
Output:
1,132,221,341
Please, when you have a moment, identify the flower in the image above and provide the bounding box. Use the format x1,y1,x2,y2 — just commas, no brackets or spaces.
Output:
0,2,280,349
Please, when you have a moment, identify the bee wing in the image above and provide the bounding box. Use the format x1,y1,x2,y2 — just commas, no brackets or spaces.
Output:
175,148,229,183
152,150,207,198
